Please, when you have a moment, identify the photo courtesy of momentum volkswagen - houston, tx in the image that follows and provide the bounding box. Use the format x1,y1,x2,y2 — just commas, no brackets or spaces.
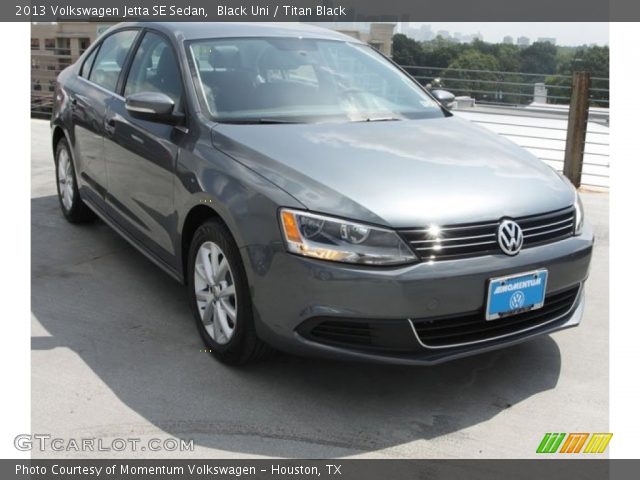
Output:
50,22,593,365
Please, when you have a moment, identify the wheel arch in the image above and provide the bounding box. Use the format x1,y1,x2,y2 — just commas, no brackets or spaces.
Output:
180,203,236,285
51,124,75,166
51,125,67,157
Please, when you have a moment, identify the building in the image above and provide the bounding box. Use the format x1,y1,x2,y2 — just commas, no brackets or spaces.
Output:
400,24,434,42
517,36,531,47
329,23,396,56
537,37,557,45
31,23,112,113
503,36,514,44
31,22,105,57
305,22,395,56
410,24,434,42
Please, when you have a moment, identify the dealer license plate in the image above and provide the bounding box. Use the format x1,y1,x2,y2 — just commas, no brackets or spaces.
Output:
486,270,548,320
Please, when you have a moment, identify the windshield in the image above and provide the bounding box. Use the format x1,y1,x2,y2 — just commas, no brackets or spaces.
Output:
187,37,446,123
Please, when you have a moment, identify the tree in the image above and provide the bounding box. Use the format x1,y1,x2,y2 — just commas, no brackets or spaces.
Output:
421,36,465,68
443,50,500,100
520,41,558,74
388,34,608,106
391,34,424,66
547,45,610,106
495,44,521,72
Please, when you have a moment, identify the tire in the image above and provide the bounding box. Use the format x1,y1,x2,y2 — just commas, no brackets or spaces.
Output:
187,219,270,365
54,138,95,223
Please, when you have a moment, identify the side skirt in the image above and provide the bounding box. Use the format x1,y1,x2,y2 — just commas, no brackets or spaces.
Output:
81,196,184,284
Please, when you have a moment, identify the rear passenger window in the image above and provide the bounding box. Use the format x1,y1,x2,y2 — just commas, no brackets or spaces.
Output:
124,32,183,107
88,30,138,92
80,47,98,78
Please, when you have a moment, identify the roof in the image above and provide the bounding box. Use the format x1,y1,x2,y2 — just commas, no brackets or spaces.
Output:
108,22,359,43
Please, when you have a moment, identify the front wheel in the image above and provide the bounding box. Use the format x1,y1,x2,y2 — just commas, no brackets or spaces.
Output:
187,219,270,365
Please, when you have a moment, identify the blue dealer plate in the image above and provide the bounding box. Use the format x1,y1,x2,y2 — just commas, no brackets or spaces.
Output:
486,270,548,320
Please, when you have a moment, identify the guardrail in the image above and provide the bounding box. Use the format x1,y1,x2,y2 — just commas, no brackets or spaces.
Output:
454,103,609,189
31,52,72,118
401,65,609,108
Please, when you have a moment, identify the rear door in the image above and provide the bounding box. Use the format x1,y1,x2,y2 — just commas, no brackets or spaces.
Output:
103,30,186,268
69,29,139,212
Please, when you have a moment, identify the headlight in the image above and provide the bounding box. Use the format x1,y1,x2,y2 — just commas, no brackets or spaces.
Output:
279,209,417,266
574,193,584,236
554,170,584,236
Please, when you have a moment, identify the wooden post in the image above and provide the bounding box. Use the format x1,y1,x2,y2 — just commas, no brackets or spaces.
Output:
563,71,591,187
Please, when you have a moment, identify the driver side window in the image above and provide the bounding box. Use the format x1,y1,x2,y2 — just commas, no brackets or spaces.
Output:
124,32,183,110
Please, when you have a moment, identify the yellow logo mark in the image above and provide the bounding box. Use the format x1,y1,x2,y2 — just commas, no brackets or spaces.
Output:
583,433,613,454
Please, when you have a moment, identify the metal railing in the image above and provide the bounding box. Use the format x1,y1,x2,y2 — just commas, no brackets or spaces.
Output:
454,106,609,189
31,52,73,117
401,65,609,108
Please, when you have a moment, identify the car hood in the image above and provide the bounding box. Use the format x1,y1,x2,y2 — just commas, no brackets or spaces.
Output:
211,116,574,228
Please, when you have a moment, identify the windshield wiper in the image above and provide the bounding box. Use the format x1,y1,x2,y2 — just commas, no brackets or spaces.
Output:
355,116,402,123
218,118,299,124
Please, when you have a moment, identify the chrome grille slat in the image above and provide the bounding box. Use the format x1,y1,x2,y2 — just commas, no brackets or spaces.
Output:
398,207,576,261
415,240,496,251
522,217,574,232
524,224,573,238
401,223,499,233
410,232,496,244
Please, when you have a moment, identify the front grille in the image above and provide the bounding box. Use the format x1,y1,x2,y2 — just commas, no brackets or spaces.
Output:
398,206,575,261
411,285,580,348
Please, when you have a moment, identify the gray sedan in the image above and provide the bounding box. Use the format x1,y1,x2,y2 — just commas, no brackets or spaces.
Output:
50,22,593,365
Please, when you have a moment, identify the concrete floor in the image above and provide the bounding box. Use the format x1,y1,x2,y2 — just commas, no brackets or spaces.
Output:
30,119,609,458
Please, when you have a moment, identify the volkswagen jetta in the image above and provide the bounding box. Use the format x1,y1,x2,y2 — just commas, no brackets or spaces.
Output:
51,22,593,365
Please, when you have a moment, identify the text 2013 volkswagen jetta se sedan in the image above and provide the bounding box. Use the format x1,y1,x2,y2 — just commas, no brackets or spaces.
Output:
51,22,593,365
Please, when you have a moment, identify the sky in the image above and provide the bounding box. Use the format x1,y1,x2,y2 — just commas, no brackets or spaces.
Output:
404,23,609,46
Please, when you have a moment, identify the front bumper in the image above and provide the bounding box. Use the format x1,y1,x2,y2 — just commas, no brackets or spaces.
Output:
241,223,593,365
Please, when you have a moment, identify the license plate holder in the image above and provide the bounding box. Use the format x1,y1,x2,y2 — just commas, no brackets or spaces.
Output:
486,270,548,320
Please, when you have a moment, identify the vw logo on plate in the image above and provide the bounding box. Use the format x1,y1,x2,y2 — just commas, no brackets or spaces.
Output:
497,219,524,255
509,290,526,310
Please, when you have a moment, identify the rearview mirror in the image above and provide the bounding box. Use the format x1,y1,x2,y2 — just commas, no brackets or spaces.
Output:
431,89,456,109
125,92,182,124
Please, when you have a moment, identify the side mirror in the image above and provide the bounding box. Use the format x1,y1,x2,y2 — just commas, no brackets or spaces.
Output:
431,89,455,109
125,92,182,124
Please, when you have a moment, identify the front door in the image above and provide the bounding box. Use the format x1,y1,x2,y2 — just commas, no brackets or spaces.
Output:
103,31,186,268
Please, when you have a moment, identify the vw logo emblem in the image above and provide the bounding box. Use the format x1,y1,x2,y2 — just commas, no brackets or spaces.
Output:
497,219,523,255
509,290,526,310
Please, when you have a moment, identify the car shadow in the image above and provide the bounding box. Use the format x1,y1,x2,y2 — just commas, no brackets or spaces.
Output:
31,194,563,457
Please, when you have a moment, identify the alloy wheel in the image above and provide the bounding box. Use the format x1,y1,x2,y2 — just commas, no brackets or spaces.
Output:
194,241,237,344
57,148,74,211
